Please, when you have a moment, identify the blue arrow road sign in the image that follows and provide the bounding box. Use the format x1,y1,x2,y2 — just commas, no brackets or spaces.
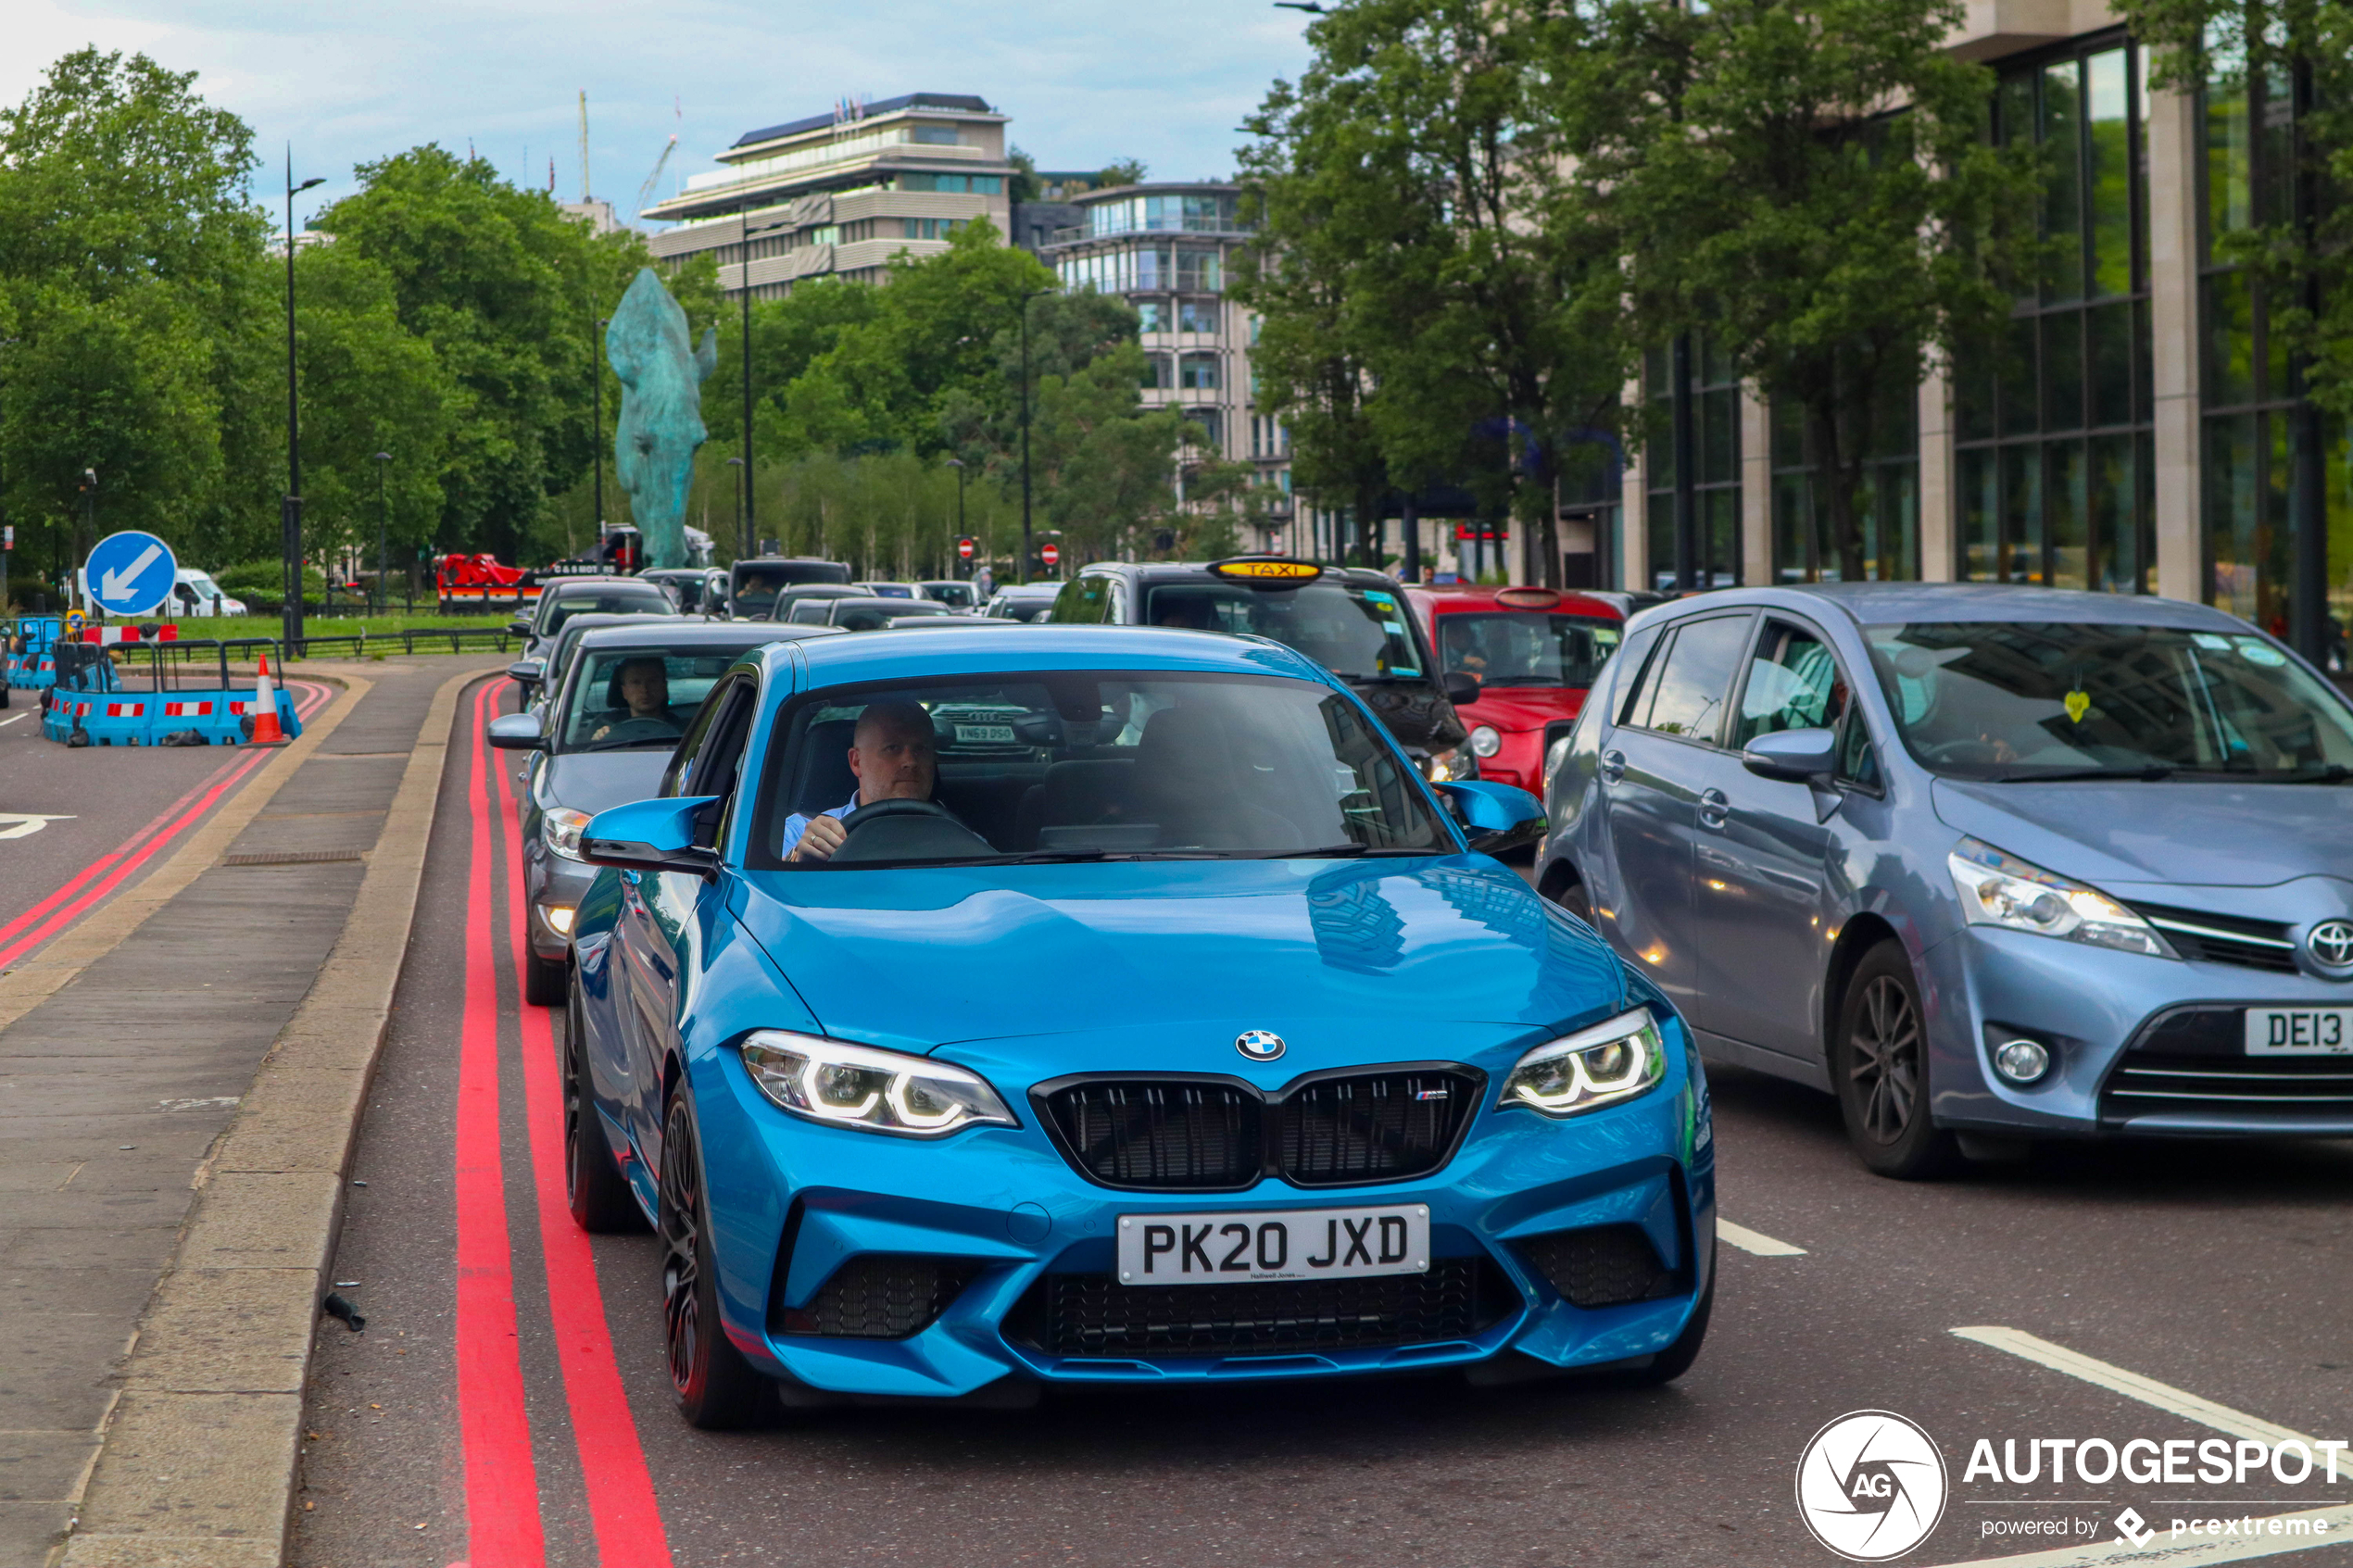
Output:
85,531,178,618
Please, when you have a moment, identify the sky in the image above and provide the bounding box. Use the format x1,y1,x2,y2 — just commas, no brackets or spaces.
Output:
6,0,1317,230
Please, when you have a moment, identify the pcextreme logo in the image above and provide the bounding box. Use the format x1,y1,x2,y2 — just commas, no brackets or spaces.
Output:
1796,1411,1950,1562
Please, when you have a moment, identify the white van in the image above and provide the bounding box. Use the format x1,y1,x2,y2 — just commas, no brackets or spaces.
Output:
170,569,247,617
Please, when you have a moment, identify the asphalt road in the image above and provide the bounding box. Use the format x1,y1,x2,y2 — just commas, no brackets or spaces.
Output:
295,675,2353,1568
0,678,333,970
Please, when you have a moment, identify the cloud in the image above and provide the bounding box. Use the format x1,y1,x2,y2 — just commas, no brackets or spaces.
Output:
9,0,1314,224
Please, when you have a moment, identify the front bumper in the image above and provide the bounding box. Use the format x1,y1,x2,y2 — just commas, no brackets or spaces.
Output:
686,1024,1716,1399
1920,923,2353,1136
524,845,595,962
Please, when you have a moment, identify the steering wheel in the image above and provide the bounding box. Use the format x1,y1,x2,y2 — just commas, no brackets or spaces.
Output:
839,797,955,830
596,715,680,743
831,797,994,864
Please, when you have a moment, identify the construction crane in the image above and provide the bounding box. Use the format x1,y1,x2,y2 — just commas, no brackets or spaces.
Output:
635,133,677,216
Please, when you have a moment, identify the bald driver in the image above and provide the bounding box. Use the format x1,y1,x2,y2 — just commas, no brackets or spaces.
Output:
780,699,940,863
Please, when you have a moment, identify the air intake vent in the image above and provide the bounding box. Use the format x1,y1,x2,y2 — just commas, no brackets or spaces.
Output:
773,1254,980,1339
1517,1224,1680,1309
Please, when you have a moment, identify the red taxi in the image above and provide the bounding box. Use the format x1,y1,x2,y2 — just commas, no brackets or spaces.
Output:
1398,584,1625,793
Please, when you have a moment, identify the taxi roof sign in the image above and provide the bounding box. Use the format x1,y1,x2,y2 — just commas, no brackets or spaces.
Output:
1208,557,1322,584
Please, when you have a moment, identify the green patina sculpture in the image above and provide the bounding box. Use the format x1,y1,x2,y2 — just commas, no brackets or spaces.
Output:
606,268,717,570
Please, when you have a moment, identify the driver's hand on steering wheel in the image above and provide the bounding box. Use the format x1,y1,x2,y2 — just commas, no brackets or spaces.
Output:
790,814,849,863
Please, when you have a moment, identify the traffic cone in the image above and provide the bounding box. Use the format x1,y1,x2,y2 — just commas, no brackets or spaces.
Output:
247,652,285,745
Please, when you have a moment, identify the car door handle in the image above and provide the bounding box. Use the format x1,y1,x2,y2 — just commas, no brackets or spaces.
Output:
1599,748,1627,784
1697,788,1730,831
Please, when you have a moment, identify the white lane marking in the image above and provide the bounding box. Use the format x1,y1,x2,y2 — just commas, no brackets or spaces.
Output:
0,812,73,839
1953,1326,2315,1447
1719,1220,1806,1256
1931,1501,2353,1567
0,713,25,727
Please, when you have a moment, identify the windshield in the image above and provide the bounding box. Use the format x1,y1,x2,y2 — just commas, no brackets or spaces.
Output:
558,647,737,751
182,572,220,594
543,590,668,638
1143,583,1425,683
735,561,849,614
1867,622,2353,780
1437,611,1621,689
753,671,1449,868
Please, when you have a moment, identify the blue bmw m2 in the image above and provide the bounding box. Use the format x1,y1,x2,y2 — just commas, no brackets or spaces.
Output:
562,623,1715,1426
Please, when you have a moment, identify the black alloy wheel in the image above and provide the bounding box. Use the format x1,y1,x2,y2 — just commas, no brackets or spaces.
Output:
658,1094,772,1428
562,982,642,1233
1553,877,1595,926
1833,941,1958,1180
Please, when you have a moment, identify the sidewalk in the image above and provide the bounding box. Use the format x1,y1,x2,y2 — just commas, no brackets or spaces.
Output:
0,657,502,1568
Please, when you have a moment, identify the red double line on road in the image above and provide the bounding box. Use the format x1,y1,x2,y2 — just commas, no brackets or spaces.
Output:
454,678,548,1567
489,695,675,1567
0,681,333,972
452,676,673,1566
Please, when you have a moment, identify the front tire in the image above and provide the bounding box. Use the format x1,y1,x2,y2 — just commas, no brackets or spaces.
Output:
659,1093,772,1429
1833,941,1958,1180
524,945,568,1007
563,983,643,1234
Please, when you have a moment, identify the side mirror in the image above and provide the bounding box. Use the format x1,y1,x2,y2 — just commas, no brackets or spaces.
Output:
581,797,723,880
1433,780,1545,855
1441,671,1481,708
1741,726,1837,784
506,659,543,687
485,711,544,751
508,616,532,637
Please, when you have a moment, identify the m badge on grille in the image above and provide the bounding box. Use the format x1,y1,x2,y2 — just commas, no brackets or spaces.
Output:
1235,1030,1286,1061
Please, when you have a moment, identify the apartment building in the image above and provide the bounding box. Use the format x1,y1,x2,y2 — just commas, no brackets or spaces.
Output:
1579,6,2347,658
1041,182,1294,548
641,93,1014,298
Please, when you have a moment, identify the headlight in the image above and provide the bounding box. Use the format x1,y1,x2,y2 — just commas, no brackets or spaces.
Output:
1498,1007,1667,1118
1946,836,2171,958
542,806,593,862
738,1031,1018,1138
1422,746,1478,782
1467,724,1503,759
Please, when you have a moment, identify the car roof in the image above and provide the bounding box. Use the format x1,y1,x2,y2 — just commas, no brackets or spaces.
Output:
573,621,841,651
834,596,950,612
1092,561,1402,589
1403,583,1623,618
1642,582,2254,633
761,622,1326,690
546,574,664,597
994,582,1063,597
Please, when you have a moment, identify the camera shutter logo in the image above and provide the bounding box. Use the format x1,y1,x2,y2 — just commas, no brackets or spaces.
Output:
1795,1411,1948,1562
2308,921,2353,971
1235,1030,1286,1062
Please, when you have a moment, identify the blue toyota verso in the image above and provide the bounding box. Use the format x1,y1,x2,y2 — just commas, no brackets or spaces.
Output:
562,623,1715,1426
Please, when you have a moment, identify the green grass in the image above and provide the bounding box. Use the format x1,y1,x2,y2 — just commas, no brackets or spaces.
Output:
194,612,513,640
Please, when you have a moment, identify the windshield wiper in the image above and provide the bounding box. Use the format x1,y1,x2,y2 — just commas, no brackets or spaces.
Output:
1990,764,2174,783
573,737,682,753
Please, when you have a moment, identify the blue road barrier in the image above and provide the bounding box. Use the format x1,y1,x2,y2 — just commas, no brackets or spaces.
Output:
38,638,302,747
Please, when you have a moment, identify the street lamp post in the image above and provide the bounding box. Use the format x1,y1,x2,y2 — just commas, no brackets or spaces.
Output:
592,315,607,540
946,458,968,577
1017,287,1053,583
283,153,327,650
724,456,746,553
373,452,392,616
733,211,792,564
78,469,94,611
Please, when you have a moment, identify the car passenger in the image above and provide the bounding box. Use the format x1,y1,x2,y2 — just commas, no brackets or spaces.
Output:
586,657,681,745
782,699,941,862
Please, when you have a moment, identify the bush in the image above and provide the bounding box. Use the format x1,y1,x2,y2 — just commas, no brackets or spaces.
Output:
215,560,329,612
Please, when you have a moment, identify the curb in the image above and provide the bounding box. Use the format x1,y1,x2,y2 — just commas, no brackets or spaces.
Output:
55,664,485,1568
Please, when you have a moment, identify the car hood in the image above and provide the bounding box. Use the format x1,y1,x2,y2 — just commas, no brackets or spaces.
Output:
539,747,675,818
1931,776,2353,888
731,857,1634,1068
1458,685,1587,732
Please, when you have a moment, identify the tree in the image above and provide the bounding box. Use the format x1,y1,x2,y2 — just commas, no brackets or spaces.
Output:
1563,0,2040,581
2116,0,2350,418
1239,0,1633,583
315,145,671,562
0,48,277,581
1096,157,1149,189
